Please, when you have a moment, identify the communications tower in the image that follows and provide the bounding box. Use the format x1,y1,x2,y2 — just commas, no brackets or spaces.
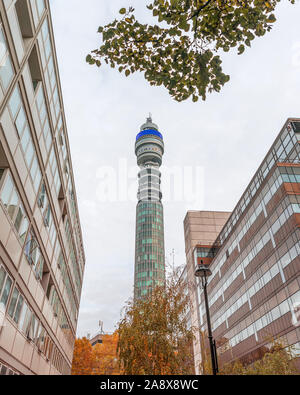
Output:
134,116,166,299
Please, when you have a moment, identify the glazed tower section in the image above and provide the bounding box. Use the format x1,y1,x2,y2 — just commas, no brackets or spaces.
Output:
134,117,166,299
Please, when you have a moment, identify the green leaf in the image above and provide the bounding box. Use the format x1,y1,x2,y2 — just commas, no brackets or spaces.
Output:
237,44,245,55
266,14,276,23
87,0,295,102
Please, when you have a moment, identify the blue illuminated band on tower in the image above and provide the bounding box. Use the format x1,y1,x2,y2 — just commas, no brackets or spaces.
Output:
136,129,164,141
134,117,166,300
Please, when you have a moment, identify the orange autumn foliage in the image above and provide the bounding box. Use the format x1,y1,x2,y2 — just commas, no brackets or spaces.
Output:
92,333,121,375
117,267,195,375
71,337,93,375
71,333,121,375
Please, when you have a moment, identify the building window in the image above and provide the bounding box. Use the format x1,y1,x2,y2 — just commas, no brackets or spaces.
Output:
35,85,52,152
38,182,57,246
8,287,24,324
0,365,7,375
15,0,34,40
8,85,42,193
8,85,21,119
0,266,12,312
36,323,46,351
56,243,77,324
28,46,42,90
29,0,45,27
18,301,32,335
48,147,61,195
0,27,14,92
39,18,61,123
24,229,44,281
0,172,29,244
28,313,38,341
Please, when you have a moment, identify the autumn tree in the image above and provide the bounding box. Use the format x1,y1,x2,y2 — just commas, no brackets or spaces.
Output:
92,333,121,375
117,268,195,375
87,0,295,102
244,339,299,375
72,334,122,375
212,338,299,375
71,337,93,375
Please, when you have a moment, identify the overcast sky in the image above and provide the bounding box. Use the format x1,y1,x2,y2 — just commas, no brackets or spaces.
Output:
50,0,300,337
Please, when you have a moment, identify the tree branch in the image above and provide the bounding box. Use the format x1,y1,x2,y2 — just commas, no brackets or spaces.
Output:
189,0,214,20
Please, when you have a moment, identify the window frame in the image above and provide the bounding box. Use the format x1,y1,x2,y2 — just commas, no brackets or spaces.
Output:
0,170,29,245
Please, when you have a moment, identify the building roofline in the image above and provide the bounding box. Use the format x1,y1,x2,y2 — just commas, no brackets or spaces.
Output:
183,210,231,223
213,117,300,246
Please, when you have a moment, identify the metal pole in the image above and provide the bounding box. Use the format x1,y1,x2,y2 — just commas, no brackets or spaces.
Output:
202,274,218,375
213,340,219,373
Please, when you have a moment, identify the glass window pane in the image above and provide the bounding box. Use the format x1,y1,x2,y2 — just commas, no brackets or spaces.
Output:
15,107,26,136
45,131,51,152
1,174,13,207
50,71,56,90
25,141,34,167
20,126,30,152
30,157,38,180
45,38,51,60
48,56,54,76
0,267,6,295
8,288,19,318
0,54,13,91
33,169,41,192
0,30,7,63
14,294,23,324
0,365,7,375
22,308,32,334
19,216,28,245
41,19,48,41
36,86,43,109
18,301,28,331
7,187,18,220
14,206,24,232
29,313,38,340
40,103,46,124
9,86,21,120
36,0,45,18
0,276,12,309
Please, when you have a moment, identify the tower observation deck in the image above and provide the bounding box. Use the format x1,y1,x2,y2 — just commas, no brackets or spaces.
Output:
134,116,166,299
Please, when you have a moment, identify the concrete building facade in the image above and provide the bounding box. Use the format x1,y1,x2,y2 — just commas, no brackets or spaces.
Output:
184,211,231,372
134,117,165,299
0,0,85,375
185,119,300,374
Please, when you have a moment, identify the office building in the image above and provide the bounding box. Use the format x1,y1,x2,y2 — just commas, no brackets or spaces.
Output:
184,119,300,373
0,0,85,375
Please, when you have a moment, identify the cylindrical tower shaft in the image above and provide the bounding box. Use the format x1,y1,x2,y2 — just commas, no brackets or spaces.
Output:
134,117,166,300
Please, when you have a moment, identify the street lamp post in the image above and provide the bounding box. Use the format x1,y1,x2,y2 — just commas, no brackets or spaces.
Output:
194,263,219,376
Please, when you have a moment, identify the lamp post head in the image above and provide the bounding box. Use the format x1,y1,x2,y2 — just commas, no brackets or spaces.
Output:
194,264,212,278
